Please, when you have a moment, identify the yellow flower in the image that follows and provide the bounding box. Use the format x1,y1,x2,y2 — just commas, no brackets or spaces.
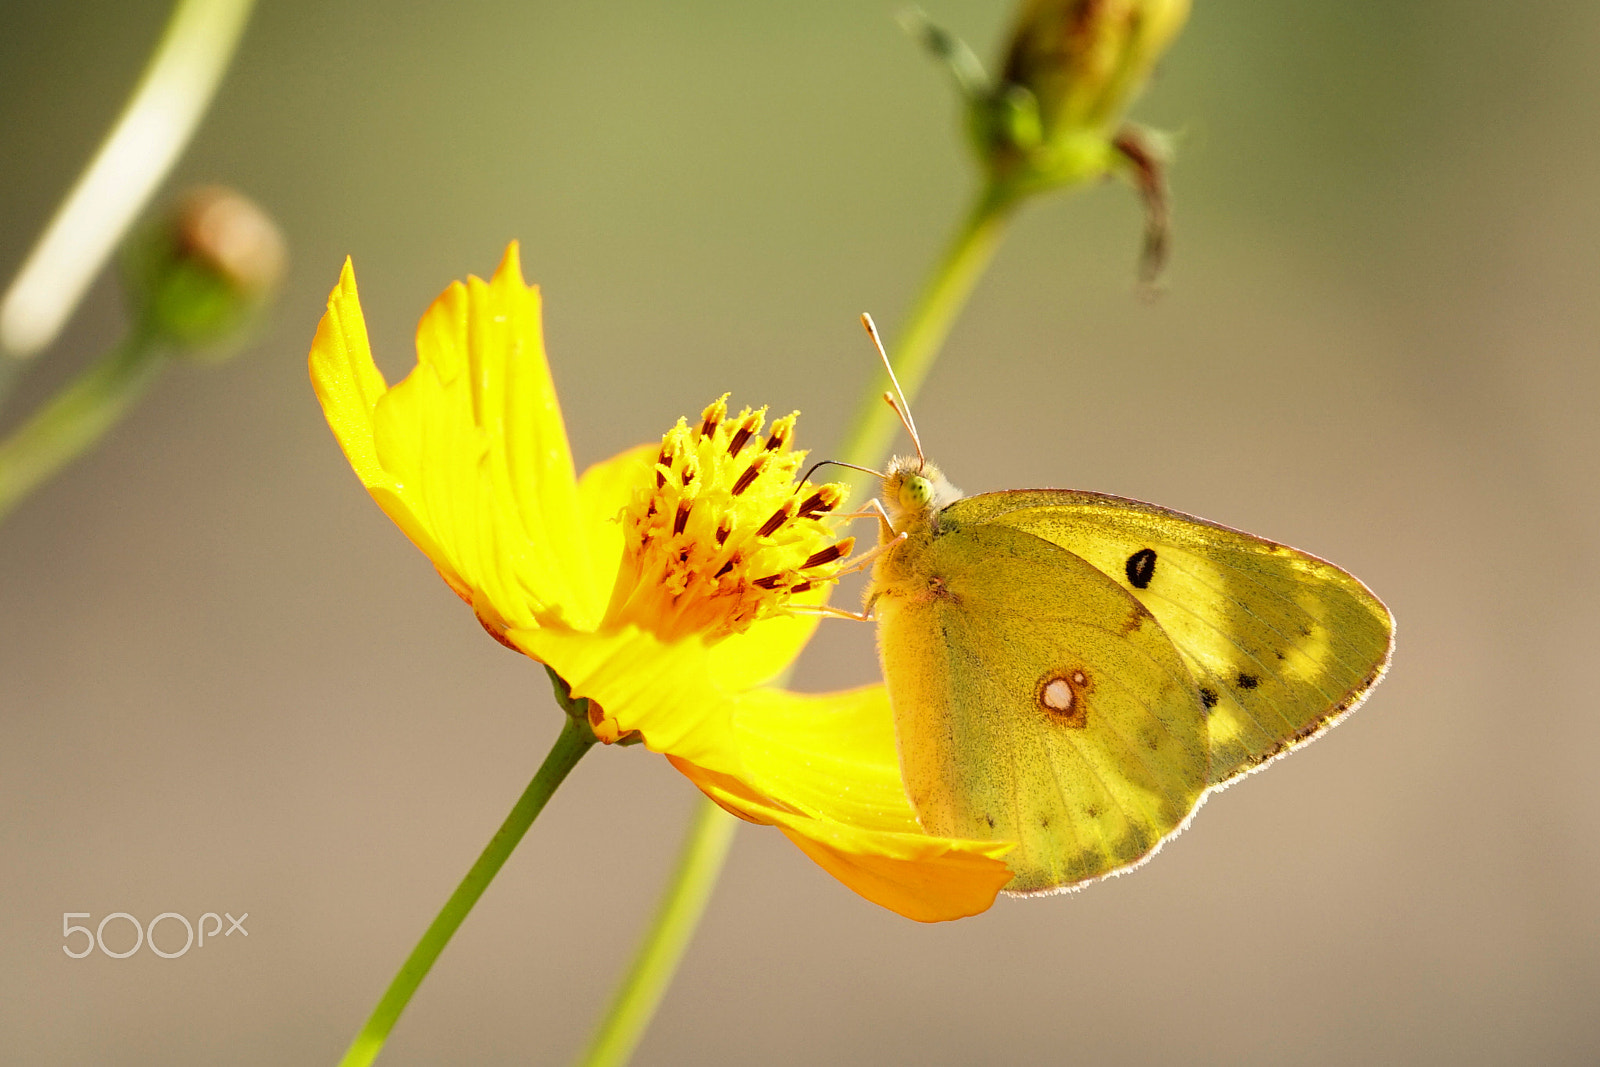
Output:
309,243,1013,921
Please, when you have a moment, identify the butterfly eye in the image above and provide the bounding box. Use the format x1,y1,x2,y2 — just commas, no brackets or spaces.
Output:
900,474,934,511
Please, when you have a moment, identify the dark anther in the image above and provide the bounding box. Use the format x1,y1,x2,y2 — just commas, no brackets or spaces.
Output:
673,502,692,535
802,543,848,569
757,506,792,538
727,424,755,456
796,491,832,519
752,574,786,589
731,460,764,496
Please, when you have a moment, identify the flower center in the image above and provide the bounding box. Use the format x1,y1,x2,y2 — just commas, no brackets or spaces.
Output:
613,395,853,641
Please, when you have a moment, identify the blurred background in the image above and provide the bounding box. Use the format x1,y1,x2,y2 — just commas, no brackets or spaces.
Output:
2,0,1597,1063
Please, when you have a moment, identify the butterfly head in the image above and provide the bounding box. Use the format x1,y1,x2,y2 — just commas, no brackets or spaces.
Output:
883,455,960,528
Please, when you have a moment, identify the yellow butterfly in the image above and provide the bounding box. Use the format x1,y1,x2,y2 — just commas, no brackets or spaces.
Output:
854,317,1393,895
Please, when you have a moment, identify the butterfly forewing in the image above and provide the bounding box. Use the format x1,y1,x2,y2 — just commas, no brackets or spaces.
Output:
874,521,1210,894
950,490,1394,786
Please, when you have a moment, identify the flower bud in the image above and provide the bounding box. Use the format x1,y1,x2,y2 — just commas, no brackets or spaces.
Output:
974,0,1189,190
122,186,287,355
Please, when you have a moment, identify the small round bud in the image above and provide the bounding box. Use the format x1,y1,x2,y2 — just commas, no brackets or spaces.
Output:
122,186,287,355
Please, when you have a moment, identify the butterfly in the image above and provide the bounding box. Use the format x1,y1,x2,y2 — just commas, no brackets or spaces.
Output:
853,317,1394,895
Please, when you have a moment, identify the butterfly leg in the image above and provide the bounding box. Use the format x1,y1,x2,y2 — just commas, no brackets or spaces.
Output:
834,496,898,534
790,603,874,623
781,527,904,623
831,529,907,578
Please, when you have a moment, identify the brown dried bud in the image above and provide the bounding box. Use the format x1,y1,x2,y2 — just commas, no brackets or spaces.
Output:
122,186,286,354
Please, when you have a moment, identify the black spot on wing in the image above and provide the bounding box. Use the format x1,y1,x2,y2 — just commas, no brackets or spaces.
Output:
1125,547,1158,589
1236,671,1260,690
1199,686,1219,709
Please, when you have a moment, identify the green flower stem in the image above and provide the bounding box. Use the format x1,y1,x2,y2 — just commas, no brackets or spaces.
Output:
570,178,1024,1067
0,0,257,360
576,797,739,1067
834,179,1020,489
0,326,168,524
337,712,598,1067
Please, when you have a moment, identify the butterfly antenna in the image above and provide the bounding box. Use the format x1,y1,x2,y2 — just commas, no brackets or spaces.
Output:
797,458,885,492
860,312,924,469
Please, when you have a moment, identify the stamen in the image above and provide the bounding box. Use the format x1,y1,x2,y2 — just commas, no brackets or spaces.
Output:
765,414,795,452
795,488,837,519
617,397,853,641
731,458,765,496
655,445,671,489
757,503,794,538
727,420,756,456
698,395,728,439
802,542,849,569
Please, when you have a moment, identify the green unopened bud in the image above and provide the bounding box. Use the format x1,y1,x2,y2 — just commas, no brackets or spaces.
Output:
975,0,1188,281
906,1,1189,280
122,186,287,355
1000,0,1187,144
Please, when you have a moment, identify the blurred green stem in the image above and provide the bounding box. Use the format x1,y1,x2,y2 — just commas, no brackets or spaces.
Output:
0,0,256,362
337,710,597,1067
0,325,167,524
834,179,1020,503
576,799,739,1067
572,178,1021,1067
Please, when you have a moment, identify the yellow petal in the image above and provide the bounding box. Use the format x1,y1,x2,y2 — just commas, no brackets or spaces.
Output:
309,259,456,584
723,685,913,827
518,622,1011,920
310,246,606,632
575,442,657,602
513,624,743,774
777,820,1015,923
674,685,1014,922
705,606,824,691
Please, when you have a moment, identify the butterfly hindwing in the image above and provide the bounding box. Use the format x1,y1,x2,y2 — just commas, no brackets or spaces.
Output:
874,520,1210,894
946,490,1394,786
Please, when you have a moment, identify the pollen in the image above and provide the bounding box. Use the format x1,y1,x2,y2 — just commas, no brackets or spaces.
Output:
614,395,853,640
